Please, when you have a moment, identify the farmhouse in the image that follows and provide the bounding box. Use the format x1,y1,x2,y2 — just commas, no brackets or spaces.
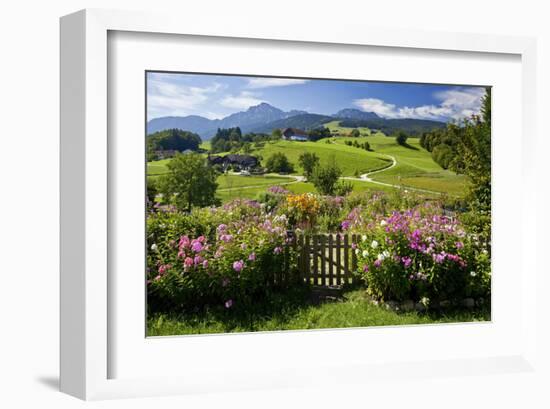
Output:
154,149,178,159
281,128,309,142
208,154,259,171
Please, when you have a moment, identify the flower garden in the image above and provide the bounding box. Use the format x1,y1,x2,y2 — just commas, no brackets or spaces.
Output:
147,188,491,335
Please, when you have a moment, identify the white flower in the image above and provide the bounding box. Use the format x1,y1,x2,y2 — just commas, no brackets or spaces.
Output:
150,243,158,251
420,297,430,306
355,248,360,255
377,251,389,261
371,240,379,249
361,235,367,242
380,220,387,226
470,271,477,277
362,249,369,257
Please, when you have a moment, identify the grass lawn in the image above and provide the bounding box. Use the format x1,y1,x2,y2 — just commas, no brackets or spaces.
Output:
147,288,490,336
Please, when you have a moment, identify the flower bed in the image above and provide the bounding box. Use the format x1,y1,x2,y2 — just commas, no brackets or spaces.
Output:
147,199,295,312
346,203,490,306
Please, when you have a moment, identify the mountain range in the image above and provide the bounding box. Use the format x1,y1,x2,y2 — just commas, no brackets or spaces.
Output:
147,103,445,139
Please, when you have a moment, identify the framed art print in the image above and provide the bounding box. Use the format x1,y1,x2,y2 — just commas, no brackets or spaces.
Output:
60,9,539,400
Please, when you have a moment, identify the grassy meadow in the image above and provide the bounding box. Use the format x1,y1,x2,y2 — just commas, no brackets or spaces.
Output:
147,121,470,202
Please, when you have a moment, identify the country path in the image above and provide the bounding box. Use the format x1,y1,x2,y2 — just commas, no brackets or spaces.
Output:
340,154,444,195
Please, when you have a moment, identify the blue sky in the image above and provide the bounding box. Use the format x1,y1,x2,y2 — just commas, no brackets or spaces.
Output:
147,72,486,122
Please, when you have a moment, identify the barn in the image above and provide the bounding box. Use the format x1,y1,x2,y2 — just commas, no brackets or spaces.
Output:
281,128,309,141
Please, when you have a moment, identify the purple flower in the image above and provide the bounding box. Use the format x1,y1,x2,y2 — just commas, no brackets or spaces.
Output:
351,243,357,250
273,247,282,255
202,259,209,268
225,299,233,308
191,240,203,252
401,257,412,268
362,264,369,273
434,253,446,264
248,252,256,261
374,259,382,268
341,221,350,230
183,257,194,267
220,234,233,243
217,224,227,233
193,255,203,265
455,241,464,249
233,260,244,272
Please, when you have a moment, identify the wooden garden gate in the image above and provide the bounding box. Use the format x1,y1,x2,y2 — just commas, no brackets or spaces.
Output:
294,234,358,287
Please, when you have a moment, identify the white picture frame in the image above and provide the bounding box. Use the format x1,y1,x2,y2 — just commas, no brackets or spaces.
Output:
60,8,539,401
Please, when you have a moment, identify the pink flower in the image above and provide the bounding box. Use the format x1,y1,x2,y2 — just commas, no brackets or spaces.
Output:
202,259,209,268
184,257,194,267
374,259,382,268
455,241,464,249
351,243,357,250
240,243,247,250
248,252,256,261
220,234,233,242
193,255,203,265
179,235,190,248
362,264,369,273
197,235,206,243
225,299,233,308
158,264,171,275
233,260,244,272
273,247,282,255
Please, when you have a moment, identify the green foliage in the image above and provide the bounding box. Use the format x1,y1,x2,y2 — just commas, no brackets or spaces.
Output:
147,129,202,160
450,95,491,211
298,152,320,180
350,128,361,137
395,131,408,146
271,128,282,140
146,177,159,207
334,180,354,196
310,155,342,195
339,118,445,136
210,127,272,153
157,153,219,211
431,143,454,169
265,152,294,173
307,126,332,141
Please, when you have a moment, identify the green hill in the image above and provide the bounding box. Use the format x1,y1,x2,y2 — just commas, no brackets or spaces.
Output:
253,139,389,176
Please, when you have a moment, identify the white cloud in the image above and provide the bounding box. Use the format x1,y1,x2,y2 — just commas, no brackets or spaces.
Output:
246,78,309,89
220,91,267,109
147,78,224,118
353,87,485,121
353,98,399,118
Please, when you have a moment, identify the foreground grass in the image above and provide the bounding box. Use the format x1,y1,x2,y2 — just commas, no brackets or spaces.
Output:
147,289,490,336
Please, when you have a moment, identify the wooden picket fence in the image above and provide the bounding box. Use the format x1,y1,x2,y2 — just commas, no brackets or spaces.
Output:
292,234,359,287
